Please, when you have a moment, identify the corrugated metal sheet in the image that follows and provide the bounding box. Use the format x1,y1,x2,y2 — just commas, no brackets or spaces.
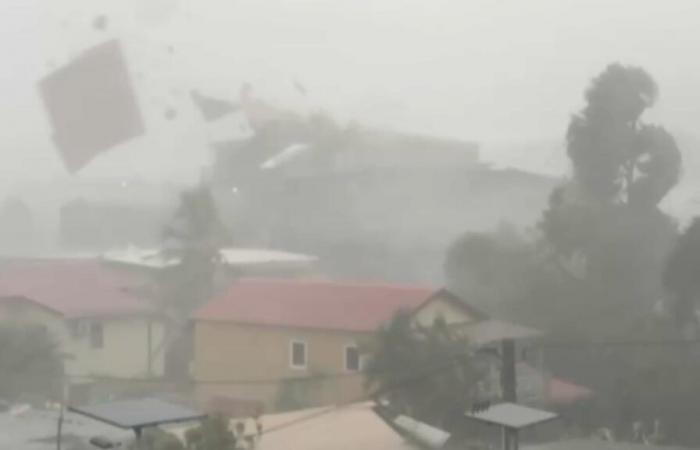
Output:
69,398,205,429
466,402,557,429
524,438,693,450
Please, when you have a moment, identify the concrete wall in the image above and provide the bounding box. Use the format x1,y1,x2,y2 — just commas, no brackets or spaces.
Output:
193,321,369,410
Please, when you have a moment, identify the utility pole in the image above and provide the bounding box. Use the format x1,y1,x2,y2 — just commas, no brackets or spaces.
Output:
500,338,517,450
56,381,68,450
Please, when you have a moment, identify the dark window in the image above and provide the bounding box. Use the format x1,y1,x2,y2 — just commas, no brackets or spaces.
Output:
90,322,103,349
290,341,306,368
345,345,360,372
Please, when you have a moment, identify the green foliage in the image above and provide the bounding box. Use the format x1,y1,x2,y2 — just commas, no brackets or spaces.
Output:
535,63,680,337
566,63,680,206
444,62,694,444
364,311,484,426
0,323,64,402
444,226,539,316
184,415,237,450
160,184,229,312
663,218,700,327
158,185,229,379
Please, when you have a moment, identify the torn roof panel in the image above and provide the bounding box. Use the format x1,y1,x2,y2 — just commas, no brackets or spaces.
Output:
38,39,145,173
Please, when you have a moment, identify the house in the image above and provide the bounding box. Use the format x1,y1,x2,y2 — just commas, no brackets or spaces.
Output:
208,109,557,284
193,279,445,410
411,288,489,328
192,281,496,412
0,260,165,400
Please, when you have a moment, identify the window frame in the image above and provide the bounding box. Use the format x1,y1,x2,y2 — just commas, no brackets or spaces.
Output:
289,339,307,370
344,344,361,372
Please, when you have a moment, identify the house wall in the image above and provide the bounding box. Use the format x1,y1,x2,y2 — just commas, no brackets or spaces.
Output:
193,321,369,410
412,296,474,327
0,299,165,381
63,316,165,379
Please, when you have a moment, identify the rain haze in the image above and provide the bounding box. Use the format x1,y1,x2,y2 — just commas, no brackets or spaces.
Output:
2,0,700,449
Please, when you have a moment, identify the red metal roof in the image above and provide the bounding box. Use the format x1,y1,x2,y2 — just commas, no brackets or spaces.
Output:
195,279,433,332
546,376,594,404
0,260,151,318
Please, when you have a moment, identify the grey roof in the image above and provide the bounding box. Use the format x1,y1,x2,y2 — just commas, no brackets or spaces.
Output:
68,398,205,430
394,415,451,449
0,409,129,450
465,402,557,429
524,439,694,450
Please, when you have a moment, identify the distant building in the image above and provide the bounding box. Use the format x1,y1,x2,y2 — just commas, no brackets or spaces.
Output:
209,116,557,284
0,260,165,401
101,246,318,279
191,281,486,411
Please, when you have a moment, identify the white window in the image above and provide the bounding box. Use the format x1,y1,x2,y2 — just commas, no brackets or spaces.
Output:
290,340,307,369
345,345,360,372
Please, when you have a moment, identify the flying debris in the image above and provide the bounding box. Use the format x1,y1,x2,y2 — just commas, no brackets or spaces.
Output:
164,107,177,120
293,79,307,96
190,90,238,122
93,14,108,31
260,143,311,170
38,39,145,173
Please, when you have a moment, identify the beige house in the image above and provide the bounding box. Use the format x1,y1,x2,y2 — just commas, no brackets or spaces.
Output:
0,260,165,400
192,281,486,412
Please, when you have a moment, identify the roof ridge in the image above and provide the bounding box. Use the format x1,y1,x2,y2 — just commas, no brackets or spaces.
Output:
232,277,434,291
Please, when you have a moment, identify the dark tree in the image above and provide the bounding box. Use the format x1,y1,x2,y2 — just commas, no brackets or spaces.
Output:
157,185,229,379
161,185,229,312
184,415,237,450
566,63,680,206
0,324,64,402
537,64,680,330
364,311,485,427
663,218,700,330
444,227,538,316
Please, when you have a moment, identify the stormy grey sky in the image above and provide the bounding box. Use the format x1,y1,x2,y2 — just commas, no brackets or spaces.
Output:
1,0,700,186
